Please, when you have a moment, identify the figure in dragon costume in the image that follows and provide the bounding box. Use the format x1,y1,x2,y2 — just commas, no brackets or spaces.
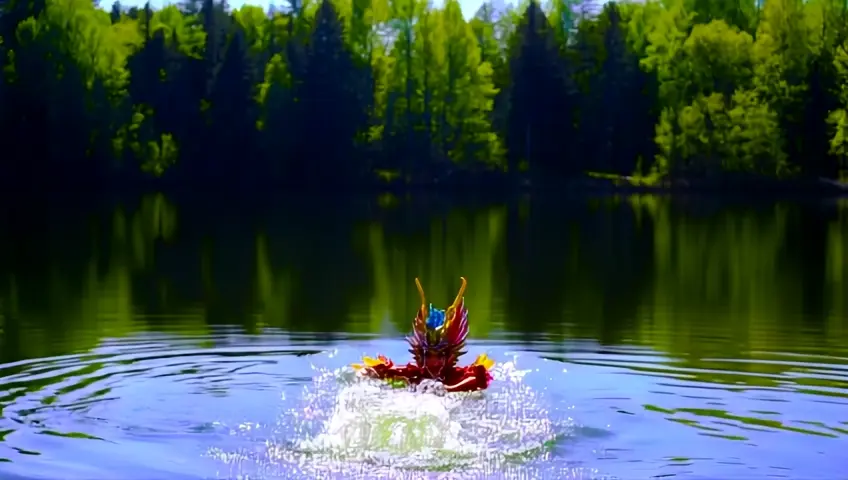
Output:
352,277,495,392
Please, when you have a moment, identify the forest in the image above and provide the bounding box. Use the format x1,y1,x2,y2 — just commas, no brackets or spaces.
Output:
1,0,847,189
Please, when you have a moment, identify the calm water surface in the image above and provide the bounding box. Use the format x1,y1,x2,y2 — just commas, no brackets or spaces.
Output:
0,194,846,479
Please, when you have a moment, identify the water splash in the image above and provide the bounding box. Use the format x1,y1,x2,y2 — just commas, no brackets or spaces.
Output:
210,355,569,478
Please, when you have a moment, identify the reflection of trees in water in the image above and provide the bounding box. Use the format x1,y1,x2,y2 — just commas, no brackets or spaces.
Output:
0,193,845,365
644,198,794,359
640,197,848,363
110,193,179,321
0,194,184,363
129,195,375,334
502,196,655,345
254,233,292,333
364,202,507,336
500,194,847,359
825,200,847,339
0,200,104,362
254,200,373,333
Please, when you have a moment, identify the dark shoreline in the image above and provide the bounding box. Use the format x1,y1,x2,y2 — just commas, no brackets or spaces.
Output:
371,173,848,198
577,174,848,196
1,172,846,201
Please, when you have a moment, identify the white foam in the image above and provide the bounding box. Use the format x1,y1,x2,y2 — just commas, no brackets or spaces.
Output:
283,361,561,472
208,358,568,478
302,380,465,454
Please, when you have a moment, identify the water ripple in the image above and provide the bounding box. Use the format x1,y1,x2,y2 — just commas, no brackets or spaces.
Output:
0,333,845,479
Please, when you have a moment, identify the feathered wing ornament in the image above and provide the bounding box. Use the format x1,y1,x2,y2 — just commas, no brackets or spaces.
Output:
408,277,470,369
353,276,494,392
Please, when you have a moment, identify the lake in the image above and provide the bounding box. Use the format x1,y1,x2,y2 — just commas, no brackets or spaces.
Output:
0,193,845,480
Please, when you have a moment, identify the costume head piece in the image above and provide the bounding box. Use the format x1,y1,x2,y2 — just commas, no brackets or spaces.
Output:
352,276,494,392
407,277,469,371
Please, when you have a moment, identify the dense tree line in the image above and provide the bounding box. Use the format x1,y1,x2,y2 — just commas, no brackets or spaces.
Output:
0,0,847,189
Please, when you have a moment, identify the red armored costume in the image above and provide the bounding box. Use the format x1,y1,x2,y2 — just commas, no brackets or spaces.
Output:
352,277,495,393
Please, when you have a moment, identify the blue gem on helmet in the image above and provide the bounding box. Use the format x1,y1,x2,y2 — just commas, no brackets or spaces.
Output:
426,304,446,330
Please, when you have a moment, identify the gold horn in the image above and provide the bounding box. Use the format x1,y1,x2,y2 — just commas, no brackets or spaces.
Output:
443,277,467,328
450,277,467,310
415,277,427,319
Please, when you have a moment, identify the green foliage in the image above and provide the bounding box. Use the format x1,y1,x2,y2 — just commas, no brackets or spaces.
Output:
671,90,787,175
0,0,846,187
